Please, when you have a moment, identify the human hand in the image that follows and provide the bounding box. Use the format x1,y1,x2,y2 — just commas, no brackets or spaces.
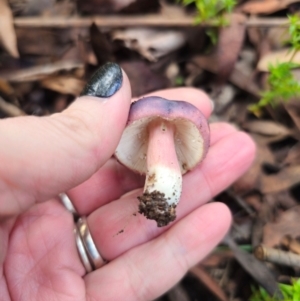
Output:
0,63,255,301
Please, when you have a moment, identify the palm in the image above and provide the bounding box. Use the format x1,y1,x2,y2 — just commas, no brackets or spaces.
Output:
4,200,87,300
2,157,143,301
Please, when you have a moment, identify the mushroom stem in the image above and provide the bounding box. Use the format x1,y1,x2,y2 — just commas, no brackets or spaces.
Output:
138,118,182,227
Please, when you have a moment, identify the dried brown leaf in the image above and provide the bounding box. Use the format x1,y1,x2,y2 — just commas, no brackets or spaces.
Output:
284,99,300,131
267,27,290,49
281,236,300,255
0,79,15,96
192,55,217,72
120,61,169,97
16,28,57,56
275,190,298,209
112,28,185,62
282,142,300,166
0,0,19,58
41,76,85,96
257,48,300,72
251,194,280,247
16,27,88,58
217,13,246,84
192,55,260,97
9,0,56,16
160,1,187,19
260,165,300,194
120,0,160,14
201,251,234,267
243,120,292,137
77,0,135,14
90,23,114,66
263,206,300,247
233,135,275,193
229,68,261,97
247,27,272,66
77,0,160,15
0,60,84,82
247,26,263,47
245,193,262,212
192,13,247,88
0,96,25,117
241,0,299,14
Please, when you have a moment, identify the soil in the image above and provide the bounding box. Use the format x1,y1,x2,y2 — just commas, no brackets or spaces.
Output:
138,190,177,227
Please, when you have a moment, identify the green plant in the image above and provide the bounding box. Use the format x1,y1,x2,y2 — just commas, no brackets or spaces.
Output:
179,0,236,25
250,278,300,301
250,14,300,114
249,62,300,113
288,14,300,55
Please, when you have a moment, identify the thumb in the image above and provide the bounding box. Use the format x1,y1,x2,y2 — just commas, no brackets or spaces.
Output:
0,62,131,216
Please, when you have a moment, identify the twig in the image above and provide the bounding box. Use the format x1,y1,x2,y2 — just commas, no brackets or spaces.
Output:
247,17,290,27
254,245,300,268
0,96,26,117
224,235,283,298
227,190,256,218
13,15,194,28
13,16,290,29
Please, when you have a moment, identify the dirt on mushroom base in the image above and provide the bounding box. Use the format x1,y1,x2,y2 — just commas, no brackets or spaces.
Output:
138,190,177,227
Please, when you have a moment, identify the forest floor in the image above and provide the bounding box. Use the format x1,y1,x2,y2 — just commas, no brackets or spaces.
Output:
1,0,300,300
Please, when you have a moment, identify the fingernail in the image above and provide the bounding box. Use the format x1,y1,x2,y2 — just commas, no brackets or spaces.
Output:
81,62,123,98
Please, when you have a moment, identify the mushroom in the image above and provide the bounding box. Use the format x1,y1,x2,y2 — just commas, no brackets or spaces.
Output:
115,96,210,227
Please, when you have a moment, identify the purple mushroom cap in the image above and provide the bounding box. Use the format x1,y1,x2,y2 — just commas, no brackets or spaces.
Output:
115,96,210,175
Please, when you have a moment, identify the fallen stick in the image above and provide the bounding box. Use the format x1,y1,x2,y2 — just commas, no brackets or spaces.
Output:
254,245,300,268
13,16,290,29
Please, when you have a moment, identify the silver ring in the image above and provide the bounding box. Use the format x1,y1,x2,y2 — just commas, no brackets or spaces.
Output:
59,193,79,219
77,217,107,269
74,227,93,273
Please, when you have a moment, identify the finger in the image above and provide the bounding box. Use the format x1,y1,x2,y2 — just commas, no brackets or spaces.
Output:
133,87,214,117
85,202,231,301
68,122,237,215
209,122,237,145
67,159,145,215
86,130,255,260
0,63,131,216
0,219,13,301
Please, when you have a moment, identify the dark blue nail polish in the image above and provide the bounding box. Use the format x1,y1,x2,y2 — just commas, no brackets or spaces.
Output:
81,62,123,98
